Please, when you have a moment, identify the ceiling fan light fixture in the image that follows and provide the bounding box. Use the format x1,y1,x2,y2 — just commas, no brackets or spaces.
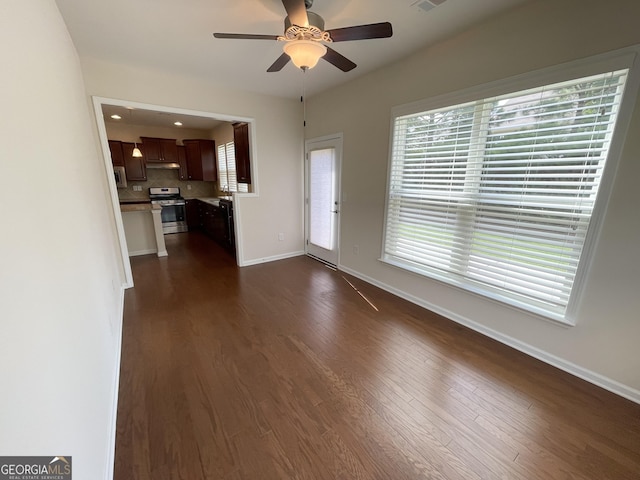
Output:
283,40,327,70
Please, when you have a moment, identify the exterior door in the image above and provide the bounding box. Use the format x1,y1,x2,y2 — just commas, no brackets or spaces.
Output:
305,134,342,266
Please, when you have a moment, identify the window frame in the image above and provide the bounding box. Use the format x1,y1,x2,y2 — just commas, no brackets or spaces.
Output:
381,47,640,325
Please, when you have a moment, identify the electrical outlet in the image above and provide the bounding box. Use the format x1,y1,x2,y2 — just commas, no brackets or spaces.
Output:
353,245,359,255
187,184,192,190
278,233,284,241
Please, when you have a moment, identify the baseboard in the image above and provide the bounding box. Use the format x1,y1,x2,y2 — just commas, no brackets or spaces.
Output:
339,265,640,405
239,250,305,267
128,248,157,257
104,283,126,480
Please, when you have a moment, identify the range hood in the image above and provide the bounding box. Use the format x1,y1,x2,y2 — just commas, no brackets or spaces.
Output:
145,162,180,170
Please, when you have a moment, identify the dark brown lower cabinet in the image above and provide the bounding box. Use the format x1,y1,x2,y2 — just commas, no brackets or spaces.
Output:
185,199,201,231
187,199,235,256
201,203,217,239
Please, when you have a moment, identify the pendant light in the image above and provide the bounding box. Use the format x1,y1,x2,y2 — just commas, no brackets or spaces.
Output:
132,143,143,158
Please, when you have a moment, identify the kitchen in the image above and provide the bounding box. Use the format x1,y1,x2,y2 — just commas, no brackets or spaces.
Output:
105,104,251,259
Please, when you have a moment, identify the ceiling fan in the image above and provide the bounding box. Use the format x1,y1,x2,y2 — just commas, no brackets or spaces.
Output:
213,0,393,72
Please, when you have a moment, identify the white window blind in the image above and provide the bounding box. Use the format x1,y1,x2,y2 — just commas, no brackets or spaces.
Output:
384,69,629,321
218,142,248,193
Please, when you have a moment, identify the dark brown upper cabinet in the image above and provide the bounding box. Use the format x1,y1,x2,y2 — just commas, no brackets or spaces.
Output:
121,142,147,181
233,122,251,184
108,140,125,167
183,139,216,182
177,145,188,181
140,137,179,163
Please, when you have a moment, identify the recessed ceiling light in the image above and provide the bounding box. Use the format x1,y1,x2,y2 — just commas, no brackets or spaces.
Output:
110,114,122,120
174,121,183,126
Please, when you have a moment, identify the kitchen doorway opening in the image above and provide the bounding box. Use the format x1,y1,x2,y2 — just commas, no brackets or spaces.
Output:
91,96,256,287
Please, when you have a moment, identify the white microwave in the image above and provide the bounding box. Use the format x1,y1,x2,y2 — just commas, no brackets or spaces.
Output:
113,166,127,188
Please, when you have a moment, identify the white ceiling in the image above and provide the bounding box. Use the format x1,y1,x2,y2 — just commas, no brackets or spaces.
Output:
55,0,531,100
102,104,225,131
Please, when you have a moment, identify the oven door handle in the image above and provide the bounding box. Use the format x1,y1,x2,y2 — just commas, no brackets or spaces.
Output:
153,201,186,207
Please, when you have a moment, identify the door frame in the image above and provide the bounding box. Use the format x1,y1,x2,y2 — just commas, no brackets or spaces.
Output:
304,133,343,267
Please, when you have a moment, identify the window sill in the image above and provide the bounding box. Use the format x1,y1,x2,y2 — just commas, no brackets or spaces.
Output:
379,256,576,328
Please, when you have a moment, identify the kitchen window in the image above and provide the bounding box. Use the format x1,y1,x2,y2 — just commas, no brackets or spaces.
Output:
218,142,249,193
383,51,637,324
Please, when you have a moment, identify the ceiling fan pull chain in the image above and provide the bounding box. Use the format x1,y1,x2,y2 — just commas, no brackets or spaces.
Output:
301,68,307,127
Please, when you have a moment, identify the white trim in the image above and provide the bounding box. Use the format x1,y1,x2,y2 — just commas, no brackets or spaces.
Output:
231,192,250,267
92,97,133,288
339,264,640,405
566,48,640,320
232,192,245,266
240,250,305,267
104,284,125,480
128,248,159,257
244,120,259,197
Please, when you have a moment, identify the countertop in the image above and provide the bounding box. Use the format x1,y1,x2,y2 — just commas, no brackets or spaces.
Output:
120,203,161,213
193,196,233,206
118,196,232,209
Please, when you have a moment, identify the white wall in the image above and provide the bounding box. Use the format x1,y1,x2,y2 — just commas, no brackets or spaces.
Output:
212,122,234,147
121,210,159,256
80,58,305,264
0,1,126,478
306,0,640,400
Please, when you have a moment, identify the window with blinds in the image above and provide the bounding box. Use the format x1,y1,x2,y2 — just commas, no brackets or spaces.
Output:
383,68,629,322
218,142,249,193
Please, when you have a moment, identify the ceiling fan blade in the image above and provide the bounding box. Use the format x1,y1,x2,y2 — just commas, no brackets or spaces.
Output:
267,53,291,72
213,33,280,40
326,22,393,42
322,47,356,72
281,0,309,27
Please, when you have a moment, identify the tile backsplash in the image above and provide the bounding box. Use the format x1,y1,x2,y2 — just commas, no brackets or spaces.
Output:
118,169,217,200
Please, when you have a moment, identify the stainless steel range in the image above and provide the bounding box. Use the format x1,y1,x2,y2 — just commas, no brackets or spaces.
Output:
149,187,187,234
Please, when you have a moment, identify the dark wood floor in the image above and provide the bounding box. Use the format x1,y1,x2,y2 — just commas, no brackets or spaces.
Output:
115,232,640,479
